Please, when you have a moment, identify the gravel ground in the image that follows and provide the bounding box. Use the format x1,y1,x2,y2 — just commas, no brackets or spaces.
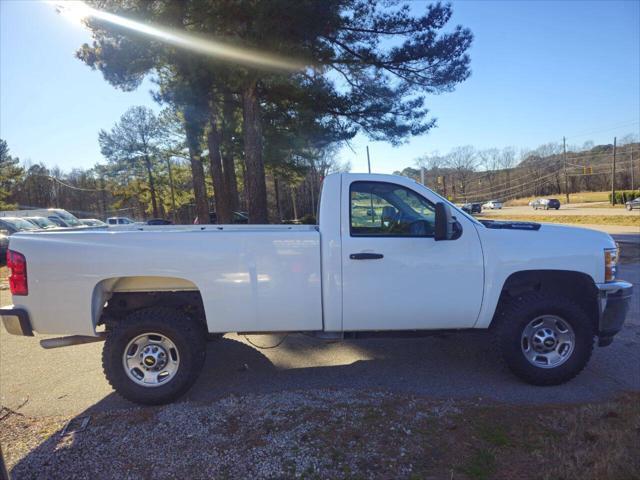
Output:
2,389,638,480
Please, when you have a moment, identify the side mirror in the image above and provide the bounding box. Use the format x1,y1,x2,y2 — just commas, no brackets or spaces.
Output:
435,202,455,241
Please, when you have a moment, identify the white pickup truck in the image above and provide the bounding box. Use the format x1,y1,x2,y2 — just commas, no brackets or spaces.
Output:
1,173,633,405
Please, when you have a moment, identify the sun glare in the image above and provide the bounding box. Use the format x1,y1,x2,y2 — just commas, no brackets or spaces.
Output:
51,1,92,25
47,0,306,71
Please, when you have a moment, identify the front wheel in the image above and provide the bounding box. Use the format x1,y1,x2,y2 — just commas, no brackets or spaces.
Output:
495,292,594,385
627,204,633,211
103,307,207,405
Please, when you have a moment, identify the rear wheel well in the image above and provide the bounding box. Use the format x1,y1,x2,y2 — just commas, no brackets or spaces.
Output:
492,270,599,330
100,291,207,331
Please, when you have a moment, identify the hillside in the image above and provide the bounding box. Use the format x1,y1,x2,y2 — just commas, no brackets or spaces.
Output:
394,142,639,203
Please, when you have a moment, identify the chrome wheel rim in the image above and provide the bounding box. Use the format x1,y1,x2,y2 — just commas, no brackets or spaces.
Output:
122,332,180,387
521,315,575,369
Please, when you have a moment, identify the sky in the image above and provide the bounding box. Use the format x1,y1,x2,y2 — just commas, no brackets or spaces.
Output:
1,0,639,174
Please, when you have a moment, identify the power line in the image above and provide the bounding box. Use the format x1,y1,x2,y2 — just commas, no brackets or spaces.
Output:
29,174,108,192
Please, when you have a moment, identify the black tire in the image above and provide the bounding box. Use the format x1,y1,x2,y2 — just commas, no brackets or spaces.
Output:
495,292,594,386
103,307,207,405
627,204,632,211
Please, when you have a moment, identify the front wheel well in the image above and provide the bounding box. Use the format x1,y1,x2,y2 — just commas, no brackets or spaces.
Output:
491,270,599,330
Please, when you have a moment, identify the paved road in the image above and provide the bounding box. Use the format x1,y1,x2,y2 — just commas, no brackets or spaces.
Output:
1,261,638,418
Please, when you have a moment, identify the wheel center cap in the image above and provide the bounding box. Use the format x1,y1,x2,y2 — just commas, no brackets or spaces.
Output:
143,355,156,366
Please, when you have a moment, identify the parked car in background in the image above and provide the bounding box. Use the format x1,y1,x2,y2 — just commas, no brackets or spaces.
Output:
146,218,173,225
532,198,561,210
107,217,137,225
80,218,108,227
194,211,249,224
482,200,502,210
625,197,640,211
0,208,84,228
23,216,60,229
47,216,70,227
461,203,482,214
0,217,41,234
0,229,8,266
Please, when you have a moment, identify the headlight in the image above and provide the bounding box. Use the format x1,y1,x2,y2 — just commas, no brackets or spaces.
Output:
604,247,619,282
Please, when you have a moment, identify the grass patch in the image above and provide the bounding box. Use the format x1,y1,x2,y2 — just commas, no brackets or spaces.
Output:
481,214,640,227
475,422,511,447
461,449,497,480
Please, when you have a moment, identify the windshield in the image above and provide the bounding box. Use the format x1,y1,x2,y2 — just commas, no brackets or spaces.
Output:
25,217,57,228
1,217,40,231
52,210,82,227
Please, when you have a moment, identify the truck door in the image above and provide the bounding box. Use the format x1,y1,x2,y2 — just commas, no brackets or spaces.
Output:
341,177,484,331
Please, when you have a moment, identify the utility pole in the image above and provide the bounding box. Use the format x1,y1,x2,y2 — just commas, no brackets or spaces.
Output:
563,136,569,204
99,174,107,219
611,137,617,205
420,167,425,185
631,148,635,191
366,146,371,174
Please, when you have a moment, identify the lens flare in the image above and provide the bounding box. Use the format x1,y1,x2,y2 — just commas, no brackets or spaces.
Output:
49,1,306,71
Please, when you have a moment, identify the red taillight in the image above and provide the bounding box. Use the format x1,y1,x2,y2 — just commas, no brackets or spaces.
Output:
7,250,28,296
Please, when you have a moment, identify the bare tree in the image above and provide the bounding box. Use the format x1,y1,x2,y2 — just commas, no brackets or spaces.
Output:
446,146,477,201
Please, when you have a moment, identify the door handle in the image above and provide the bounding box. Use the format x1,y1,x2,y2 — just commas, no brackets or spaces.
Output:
350,253,384,260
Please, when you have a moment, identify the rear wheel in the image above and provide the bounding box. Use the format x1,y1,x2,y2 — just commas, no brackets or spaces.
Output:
495,292,594,385
103,307,206,405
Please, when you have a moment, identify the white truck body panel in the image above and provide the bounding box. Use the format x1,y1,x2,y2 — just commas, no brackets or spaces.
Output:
6,173,618,337
10,225,323,335
338,174,484,330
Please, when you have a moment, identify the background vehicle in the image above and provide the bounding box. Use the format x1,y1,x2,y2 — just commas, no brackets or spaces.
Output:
107,217,137,225
0,229,8,266
532,198,561,210
194,211,249,224
625,197,640,210
0,217,41,234
1,173,632,405
482,200,502,209
47,216,70,227
461,203,482,214
146,218,173,225
80,218,108,227
1,208,83,227
23,216,60,229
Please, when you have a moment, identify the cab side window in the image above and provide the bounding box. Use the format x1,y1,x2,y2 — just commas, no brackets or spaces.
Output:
350,181,435,237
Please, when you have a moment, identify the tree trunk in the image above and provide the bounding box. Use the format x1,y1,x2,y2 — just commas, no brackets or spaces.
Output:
143,154,159,218
241,81,268,223
207,110,232,224
290,184,298,220
274,176,282,222
183,110,210,224
222,92,239,213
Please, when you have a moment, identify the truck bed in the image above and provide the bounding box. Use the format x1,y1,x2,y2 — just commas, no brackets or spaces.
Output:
9,225,323,335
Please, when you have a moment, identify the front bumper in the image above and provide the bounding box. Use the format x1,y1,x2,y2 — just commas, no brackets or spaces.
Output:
0,306,33,336
596,281,633,346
